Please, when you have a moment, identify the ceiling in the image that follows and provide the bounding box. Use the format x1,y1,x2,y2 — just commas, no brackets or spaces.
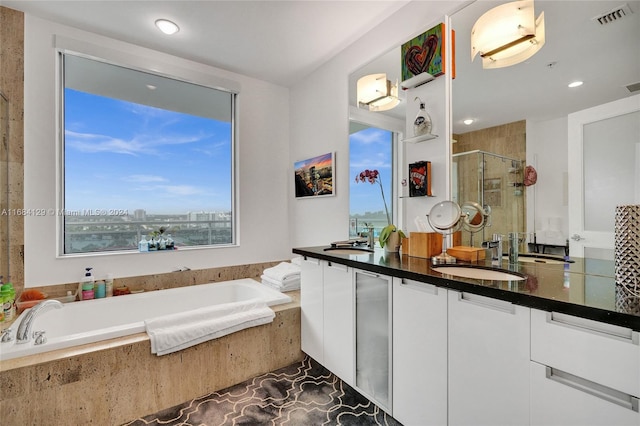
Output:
1,0,411,88
349,0,640,134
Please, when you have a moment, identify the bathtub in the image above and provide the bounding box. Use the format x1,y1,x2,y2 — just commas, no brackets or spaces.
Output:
0,278,292,361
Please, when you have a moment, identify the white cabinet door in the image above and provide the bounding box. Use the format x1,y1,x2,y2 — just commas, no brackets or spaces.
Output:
300,256,323,363
531,361,640,426
323,261,354,385
448,290,530,426
393,278,447,426
354,269,393,414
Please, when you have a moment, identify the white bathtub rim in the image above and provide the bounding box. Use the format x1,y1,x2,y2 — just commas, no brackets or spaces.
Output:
0,278,292,361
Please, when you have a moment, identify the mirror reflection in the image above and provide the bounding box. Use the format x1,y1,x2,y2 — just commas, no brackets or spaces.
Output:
348,0,640,258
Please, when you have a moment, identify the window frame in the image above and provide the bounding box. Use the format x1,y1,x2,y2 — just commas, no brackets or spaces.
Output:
56,48,240,257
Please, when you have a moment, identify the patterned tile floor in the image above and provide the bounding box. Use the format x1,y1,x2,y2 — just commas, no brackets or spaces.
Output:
123,356,402,425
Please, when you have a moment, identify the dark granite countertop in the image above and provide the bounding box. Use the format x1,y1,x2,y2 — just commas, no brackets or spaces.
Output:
292,246,640,331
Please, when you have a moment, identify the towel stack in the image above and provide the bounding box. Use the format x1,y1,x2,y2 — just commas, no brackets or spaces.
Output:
261,261,301,292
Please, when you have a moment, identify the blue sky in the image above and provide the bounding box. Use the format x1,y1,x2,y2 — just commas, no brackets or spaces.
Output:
64,90,232,214
349,127,392,216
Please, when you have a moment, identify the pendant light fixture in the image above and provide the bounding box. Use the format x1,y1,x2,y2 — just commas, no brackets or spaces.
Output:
471,0,545,69
356,73,400,112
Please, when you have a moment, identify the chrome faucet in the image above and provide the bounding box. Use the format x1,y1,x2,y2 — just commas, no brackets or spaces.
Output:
16,299,63,344
482,234,503,265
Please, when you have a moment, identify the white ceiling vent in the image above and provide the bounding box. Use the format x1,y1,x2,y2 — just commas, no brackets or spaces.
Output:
592,3,633,25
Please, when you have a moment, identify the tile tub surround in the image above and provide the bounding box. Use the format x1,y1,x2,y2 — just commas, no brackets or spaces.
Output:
0,292,302,425
125,356,402,426
5,260,288,309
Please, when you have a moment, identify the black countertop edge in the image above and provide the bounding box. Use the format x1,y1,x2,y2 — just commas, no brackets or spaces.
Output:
293,247,640,332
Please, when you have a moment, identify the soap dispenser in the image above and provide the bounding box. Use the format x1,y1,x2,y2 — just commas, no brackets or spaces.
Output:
413,96,432,137
78,267,94,301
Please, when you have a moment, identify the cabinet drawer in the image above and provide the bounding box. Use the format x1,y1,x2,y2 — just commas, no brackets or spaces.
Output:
531,309,640,396
531,361,639,426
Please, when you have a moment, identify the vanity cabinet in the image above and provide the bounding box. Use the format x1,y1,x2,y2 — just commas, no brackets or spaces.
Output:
447,290,530,426
530,309,640,425
322,261,354,385
392,277,447,426
299,257,355,385
354,268,393,414
299,256,324,363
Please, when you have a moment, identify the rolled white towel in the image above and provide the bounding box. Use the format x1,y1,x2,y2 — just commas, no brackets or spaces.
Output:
145,299,275,356
263,262,301,283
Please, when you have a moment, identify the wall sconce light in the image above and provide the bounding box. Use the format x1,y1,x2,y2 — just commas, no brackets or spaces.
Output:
357,73,400,112
471,0,545,69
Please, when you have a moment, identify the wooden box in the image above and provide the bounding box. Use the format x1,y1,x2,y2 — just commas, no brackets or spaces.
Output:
447,246,486,262
406,232,442,258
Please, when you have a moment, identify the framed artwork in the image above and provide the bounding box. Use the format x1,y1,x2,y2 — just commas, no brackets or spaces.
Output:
401,23,446,83
294,152,334,198
409,161,432,197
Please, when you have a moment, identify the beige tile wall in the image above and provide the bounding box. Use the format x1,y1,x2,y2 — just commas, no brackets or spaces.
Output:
0,6,25,291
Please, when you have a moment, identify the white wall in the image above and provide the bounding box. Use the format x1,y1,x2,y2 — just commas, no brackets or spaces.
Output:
289,0,465,248
24,15,291,286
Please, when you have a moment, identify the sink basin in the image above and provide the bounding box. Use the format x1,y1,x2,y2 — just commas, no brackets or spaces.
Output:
432,266,526,281
324,247,373,255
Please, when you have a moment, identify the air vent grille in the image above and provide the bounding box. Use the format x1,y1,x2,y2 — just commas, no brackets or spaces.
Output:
592,3,633,24
626,82,640,93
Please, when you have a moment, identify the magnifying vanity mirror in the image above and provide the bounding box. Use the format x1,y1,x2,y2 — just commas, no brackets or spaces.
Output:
349,0,640,259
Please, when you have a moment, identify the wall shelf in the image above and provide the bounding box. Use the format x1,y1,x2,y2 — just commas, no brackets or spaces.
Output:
402,133,438,143
399,194,436,199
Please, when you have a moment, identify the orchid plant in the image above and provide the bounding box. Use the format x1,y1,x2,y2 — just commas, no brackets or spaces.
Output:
354,169,406,248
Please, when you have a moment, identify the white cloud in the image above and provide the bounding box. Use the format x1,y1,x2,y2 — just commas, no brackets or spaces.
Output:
123,174,168,183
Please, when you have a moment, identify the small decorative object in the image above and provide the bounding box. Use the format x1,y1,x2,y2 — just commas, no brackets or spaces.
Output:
409,160,432,197
355,169,406,252
524,165,538,186
614,204,640,314
413,97,432,137
294,152,334,198
401,23,445,84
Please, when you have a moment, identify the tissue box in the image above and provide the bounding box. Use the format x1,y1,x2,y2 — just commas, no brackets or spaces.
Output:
447,246,486,262
407,232,442,258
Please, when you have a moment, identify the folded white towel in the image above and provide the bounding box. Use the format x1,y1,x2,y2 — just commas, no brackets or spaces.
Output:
145,299,275,356
261,275,300,291
263,262,301,283
291,256,303,266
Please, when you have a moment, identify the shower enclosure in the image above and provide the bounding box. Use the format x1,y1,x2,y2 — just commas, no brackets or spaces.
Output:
452,150,525,247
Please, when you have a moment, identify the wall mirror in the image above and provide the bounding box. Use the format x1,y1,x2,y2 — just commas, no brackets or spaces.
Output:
348,0,640,257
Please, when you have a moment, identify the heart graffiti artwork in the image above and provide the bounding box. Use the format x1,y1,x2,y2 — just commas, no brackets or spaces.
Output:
401,23,446,82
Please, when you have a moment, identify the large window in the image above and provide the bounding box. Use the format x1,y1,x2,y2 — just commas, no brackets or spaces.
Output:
349,123,395,239
61,53,235,254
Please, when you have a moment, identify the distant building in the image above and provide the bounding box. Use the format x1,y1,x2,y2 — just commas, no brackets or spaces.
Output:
133,209,146,221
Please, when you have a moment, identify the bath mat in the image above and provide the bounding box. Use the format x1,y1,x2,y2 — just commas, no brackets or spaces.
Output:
123,356,402,425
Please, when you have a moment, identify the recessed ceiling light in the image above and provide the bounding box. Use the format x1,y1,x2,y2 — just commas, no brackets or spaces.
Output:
146,84,157,90
155,19,179,35
568,81,583,88
463,119,474,125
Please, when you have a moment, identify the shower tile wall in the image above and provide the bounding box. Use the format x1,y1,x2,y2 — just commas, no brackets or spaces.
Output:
453,121,526,246
0,6,25,290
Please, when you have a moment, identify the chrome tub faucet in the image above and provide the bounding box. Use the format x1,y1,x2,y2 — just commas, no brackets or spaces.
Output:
16,299,63,344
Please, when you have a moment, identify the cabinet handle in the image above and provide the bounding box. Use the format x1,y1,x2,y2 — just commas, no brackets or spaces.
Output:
545,366,639,412
546,312,639,345
357,270,380,279
400,278,438,295
302,257,320,266
459,292,515,314
327,262,348,272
